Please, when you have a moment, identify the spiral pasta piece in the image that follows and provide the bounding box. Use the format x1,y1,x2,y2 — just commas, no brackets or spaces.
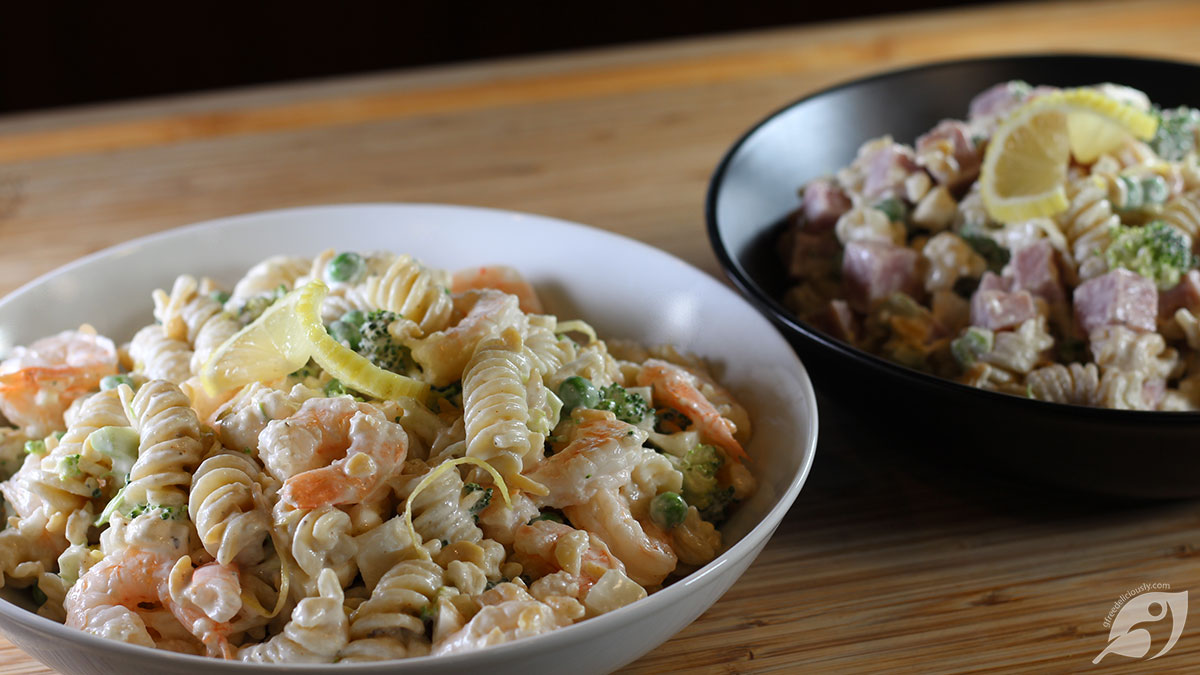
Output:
123,381,203,512
338,558,445,662
1056,175,1120,281
188,450,271,566
435,539,505,596
1159,190,1200,244
229,255,311,304
128,325,192,384
154,275,240,374
363,254,454,335
1088,326,1177,382
399,461,485,547
239,568,348,663
3,389,128,528
1027,362,1103,406
274,503,357,597
462,328,544,490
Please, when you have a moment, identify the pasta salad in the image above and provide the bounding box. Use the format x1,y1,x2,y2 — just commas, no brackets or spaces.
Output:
0,250,755,661
779,80,1200,410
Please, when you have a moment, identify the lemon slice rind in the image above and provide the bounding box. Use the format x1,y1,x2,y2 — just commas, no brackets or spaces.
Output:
980,87,1159,225
199,287,315,396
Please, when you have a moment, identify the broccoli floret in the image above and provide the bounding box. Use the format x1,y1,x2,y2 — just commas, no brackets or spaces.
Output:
355,310,417,375
959,233,1011,273
97,495,185,527
669,444,736,524
950,326,995,369
595,384,649,425
1105,221,1197,290
236,285,287,325
1150,106,1200,161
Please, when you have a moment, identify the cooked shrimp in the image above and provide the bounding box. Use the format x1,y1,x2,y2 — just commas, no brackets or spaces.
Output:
523,409,647,508
409,289,524,387
65,549,235,658
636,359,749,463
512,520,624,590
563,487,677,587
0,328,118,435
452,265,544,314
174,561,242,624
272,398,410,509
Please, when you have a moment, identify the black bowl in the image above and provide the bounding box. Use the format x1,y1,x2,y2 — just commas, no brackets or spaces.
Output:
707,54,1200,499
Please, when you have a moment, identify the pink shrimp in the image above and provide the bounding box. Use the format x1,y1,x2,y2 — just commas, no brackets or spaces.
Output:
564,488,677,587
0,329,117,434
273,397,410,509
523,409,647,508
636,359,748,463
452,265,544,314
409,289,524,386
65,549,236,658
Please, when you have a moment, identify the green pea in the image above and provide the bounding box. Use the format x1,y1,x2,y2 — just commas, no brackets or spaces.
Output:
328,320,362,350
650,492,688,529
100,374,133,391
558,376,600,413
209,290,231,305
1142,175,1169,206
326,252,366,284
340,309,367,327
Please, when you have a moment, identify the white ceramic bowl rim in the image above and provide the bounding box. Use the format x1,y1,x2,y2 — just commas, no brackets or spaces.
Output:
0,203,818,670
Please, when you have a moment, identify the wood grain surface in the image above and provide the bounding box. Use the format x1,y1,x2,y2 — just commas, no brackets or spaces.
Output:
3,0,1200,672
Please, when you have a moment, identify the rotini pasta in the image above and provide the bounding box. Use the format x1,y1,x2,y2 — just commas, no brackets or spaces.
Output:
0,249,756,662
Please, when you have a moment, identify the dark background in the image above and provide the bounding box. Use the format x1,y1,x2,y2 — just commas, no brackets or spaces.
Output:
0,1,996,115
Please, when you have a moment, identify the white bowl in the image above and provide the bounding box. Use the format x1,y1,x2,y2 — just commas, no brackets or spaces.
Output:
0,204,818,675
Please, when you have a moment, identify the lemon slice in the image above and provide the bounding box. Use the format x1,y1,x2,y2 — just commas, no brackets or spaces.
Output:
980,88,1159,224
293,281,429,402
199,284,319,395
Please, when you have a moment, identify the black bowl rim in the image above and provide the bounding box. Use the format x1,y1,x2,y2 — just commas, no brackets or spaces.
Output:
706,52,1200,424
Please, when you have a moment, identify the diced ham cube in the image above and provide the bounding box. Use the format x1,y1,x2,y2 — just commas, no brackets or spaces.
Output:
977,271,1012,293
1073,269,1158,335
1158,270,1200,318
916,120,982,187
801,179,851,233
863,142,920,200
970,288,1039,331
967,81,1057,124
1006,240,1066,307
841,240,922,312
